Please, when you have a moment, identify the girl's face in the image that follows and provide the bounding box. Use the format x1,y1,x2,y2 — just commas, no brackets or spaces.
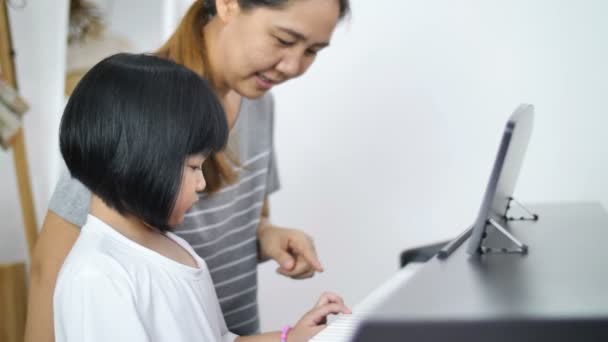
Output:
168,154,206,226
214,0,341,98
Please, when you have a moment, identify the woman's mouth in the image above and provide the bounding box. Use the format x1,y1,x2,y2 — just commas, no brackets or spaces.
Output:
254,73,276,90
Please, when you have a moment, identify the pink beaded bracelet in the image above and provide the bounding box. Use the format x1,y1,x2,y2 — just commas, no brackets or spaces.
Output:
280,325,292,342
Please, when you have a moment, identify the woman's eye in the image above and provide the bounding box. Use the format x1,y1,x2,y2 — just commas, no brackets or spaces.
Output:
276,37,296,46
190,165,202,171
305,49,318,56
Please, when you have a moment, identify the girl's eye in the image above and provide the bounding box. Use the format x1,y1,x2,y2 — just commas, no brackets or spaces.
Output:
190,165,202,171
276,37,296,46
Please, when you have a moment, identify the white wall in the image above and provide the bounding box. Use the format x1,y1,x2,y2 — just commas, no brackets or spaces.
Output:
259,0,608,330
1,0,606,334
0,1,68,263
90,0,183,52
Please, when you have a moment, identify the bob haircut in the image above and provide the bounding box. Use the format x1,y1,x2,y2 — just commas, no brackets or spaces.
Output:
60,53,228,231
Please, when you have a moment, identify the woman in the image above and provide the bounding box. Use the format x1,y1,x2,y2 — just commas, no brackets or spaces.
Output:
25,0,350,340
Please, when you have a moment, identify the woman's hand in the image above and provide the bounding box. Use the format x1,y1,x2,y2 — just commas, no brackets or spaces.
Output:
288,292,352,342
258,223,324,279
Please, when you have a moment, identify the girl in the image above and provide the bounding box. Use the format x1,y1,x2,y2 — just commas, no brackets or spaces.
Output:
54,53,349,342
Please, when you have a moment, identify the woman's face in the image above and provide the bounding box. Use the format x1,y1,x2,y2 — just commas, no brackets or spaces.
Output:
168,154,206,227
215,0,341,98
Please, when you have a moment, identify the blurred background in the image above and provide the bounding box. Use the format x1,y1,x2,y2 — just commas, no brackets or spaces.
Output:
1,0,607,332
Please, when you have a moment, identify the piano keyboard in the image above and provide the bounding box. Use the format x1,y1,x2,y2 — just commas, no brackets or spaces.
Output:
310,263,423,342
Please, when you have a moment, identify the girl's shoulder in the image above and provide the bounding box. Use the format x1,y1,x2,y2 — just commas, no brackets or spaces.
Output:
58,223,134,285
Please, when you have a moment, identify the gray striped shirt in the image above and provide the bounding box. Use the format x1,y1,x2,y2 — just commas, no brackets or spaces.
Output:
49,93,279,335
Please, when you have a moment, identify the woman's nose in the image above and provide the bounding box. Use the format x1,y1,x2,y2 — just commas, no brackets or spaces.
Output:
275,51,304,79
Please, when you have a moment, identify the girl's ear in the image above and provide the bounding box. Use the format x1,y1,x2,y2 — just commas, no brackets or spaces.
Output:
214,0,241,23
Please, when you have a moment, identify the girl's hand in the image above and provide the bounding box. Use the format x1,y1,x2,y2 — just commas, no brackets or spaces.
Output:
288,292,351,342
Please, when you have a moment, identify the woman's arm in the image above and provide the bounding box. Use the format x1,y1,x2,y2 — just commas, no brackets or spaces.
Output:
24,210,80,342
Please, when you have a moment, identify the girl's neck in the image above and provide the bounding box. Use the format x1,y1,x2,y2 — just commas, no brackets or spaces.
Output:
90,195,200,269
90,195,160,243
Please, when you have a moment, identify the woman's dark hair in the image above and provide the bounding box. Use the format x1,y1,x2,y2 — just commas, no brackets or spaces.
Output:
60,53,228,231
204,0,351,20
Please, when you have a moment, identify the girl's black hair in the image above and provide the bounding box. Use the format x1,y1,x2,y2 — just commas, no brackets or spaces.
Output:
60,53,228,231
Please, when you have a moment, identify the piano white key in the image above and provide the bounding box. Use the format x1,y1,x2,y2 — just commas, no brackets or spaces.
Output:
310,263,423,342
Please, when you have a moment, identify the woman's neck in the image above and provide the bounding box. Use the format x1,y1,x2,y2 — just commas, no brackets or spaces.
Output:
203,18,229,97
90,195,160,243
203,19,242,129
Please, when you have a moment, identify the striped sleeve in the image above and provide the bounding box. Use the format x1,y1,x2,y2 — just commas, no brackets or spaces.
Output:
48,167,91,227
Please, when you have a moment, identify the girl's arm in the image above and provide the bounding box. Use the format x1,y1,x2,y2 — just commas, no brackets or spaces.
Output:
53,261,150,341
235,292,351,342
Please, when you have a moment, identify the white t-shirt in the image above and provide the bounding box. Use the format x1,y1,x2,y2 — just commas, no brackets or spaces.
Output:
53,215,238,342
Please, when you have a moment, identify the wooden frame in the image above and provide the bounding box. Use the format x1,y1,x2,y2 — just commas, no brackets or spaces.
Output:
1,1,38,341
0,0,38,256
